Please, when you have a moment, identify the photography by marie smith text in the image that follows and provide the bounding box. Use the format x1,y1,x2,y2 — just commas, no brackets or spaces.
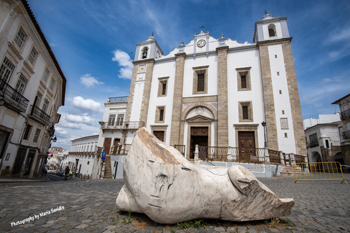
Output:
10,206,65,226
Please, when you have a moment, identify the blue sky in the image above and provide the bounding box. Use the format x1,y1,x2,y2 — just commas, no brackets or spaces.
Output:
26,0,350,149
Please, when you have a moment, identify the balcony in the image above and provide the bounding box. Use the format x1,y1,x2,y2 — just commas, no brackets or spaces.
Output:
342,130,350,139
30,106,50,126
100,121,145,130
108,96,128,102
0,78,29,113
340,109,350,121
307,140,319,148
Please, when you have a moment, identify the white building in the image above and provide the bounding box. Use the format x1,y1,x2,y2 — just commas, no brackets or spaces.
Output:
303,113,342,170
62,135,100,178
0,0,66,178
98,13,307,178
332,93,350,167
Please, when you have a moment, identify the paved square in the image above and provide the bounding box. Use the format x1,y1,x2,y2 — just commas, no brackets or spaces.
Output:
0,174,349,232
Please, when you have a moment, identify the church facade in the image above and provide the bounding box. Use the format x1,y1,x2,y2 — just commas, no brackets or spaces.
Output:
99,13,306,164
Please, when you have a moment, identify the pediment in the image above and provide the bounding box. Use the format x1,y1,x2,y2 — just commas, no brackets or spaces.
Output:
186,115,213,122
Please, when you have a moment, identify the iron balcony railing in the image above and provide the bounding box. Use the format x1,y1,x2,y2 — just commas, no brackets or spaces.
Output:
196,146,274,164
307,140,319,148
342,130,350,139
340,109,350,121
31,106,50,125
173,145,185,156
108,96,128,102
0,78,29,112
110,144,131,155
100,121,145,130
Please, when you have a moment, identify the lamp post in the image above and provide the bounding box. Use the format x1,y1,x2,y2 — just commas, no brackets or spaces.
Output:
261,121,267,148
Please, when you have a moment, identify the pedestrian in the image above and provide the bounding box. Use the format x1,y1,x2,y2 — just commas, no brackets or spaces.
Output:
64,166,70,181
42,167,47,176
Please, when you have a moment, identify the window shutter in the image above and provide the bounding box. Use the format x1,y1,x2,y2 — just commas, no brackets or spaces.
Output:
197,74,204,92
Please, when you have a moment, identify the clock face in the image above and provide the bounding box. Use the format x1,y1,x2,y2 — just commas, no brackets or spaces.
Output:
197,39,206,48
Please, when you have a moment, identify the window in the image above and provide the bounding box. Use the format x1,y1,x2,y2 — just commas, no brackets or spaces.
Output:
87,161,90,165
28,47,38,64
108,114,116,126
268,24,276,37
241,75,247,88
23,124,32,140
239,102,253,122
236,67,251,91
284,133,288,138
33,128,41,143
197,74,204,92
242,106,248,119
42,98,49,113
325,140,329,148
34,91,42,107
116,114,124,126
277,72,280,76
14,27,27,48
157,77,169,97
15,73,28,95
279,90,282,94
0,57,15,83
49,78,56,90
142,47,148,59
282,110,285,114
159,109,164,121
275,55,277,58
155,106,165,123
42,68,50,83
192,66,208,94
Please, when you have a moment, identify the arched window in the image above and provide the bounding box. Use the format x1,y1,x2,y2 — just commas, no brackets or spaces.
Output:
142,47,148,59
268,24,276,37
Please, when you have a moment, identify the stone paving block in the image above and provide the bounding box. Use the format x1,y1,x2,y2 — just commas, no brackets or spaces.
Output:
226,226,237,232
237,226,248,233
269,229,280,233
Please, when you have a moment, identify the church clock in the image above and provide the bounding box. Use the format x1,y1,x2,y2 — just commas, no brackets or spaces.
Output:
197,39,206,48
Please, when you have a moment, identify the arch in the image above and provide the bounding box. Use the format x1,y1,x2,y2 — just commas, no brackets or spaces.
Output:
268,24,276,37
142,47,148,59
181,103,217,121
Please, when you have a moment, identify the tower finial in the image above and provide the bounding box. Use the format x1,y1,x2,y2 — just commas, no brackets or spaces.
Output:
265,10,267,14
152,32,154,36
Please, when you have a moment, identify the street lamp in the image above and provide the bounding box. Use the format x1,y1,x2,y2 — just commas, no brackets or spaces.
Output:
261,121,267,148
51,136,57,142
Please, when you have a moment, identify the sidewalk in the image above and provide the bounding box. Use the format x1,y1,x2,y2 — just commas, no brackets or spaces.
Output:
0,174,50,183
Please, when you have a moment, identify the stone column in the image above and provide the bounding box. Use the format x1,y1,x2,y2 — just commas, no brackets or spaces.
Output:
282,43,307,156
194,144,199,164
124,59,155,125
264,148,270,164
258,44,279,151
216,46,229,147
170,53,186,145
139,60,155,125
279,151,285,166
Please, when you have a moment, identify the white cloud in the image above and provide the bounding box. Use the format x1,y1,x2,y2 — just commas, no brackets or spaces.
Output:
66,113,96,126
112,50,133,79
55,127,68,135
71,96,103,112
80,74,104,88
327,26,350,43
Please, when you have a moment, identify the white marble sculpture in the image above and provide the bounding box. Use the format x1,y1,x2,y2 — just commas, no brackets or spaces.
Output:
116,127,294,224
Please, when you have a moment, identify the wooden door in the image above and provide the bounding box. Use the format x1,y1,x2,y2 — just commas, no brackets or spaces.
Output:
153,131,164,142
103,138,111,153
238,131,255,163
190,127,208,159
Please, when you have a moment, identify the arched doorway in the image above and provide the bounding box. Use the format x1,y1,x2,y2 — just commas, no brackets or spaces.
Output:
185,106,214,159
313,152,322,172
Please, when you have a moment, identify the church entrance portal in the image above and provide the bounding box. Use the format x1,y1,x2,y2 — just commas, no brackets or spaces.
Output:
190,127,208,159
238,131,255,163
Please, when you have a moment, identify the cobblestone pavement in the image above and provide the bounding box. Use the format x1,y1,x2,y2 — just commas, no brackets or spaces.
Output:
0,174,349,233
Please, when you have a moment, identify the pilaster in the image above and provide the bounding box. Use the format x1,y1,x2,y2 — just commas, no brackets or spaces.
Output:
282,43,307,155
216,46,229,147
170,52,186,145
258,45,279,151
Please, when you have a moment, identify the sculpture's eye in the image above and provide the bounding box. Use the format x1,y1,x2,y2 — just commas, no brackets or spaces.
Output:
149,160,155,163
181,166,191,171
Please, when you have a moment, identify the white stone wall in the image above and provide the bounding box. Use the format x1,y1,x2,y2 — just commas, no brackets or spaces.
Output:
268,44,296,153
227,48,265,148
